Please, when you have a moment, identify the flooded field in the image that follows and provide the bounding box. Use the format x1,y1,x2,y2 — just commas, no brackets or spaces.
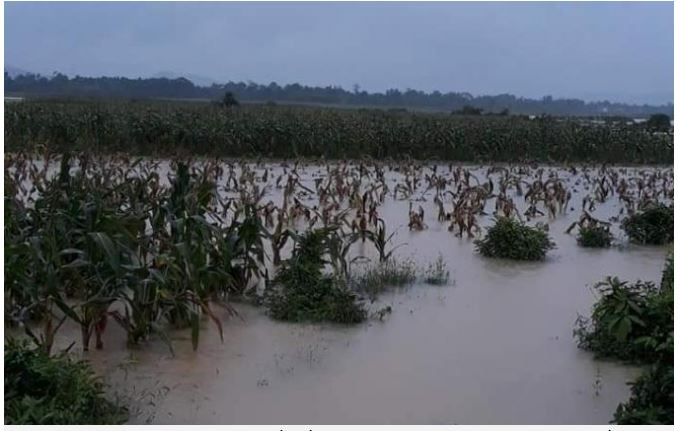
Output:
9,157,672,424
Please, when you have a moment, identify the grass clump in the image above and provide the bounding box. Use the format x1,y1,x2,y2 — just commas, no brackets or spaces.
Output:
475,217,555,261
622,203,673,245
352,258,417,298
422,254,450,285
265,228,366,324
577,225,613,248
5,339,127,425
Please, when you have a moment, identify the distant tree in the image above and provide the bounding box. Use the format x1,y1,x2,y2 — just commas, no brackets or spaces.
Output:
3,72,674,118
452,105,483,116
647,113,671,131
222,91,239,107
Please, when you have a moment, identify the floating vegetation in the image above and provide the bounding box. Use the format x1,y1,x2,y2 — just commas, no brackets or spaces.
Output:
475,217,555,261
622,203,674,245
4,339,128,425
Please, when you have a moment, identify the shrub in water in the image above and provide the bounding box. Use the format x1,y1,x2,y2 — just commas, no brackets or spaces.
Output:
574,277,672,363
474,217,555,261
574,264,673,425
577,225,613,248
265,229,366,324
622,203,673,245
613,363,674,425
5,339,127,424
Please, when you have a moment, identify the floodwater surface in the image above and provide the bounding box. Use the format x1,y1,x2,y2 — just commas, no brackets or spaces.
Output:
40,162,670,424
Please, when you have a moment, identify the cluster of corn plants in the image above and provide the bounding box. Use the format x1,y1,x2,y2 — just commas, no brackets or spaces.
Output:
5,100,673,163
5,152,267,353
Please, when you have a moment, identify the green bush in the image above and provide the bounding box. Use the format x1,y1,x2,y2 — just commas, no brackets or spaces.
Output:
577,225,613,248
4,339,127,424
265,229,366,324
575,259,673,425
614,363,673,424
474,217,555,261
574,277,672,364
622,204,673,245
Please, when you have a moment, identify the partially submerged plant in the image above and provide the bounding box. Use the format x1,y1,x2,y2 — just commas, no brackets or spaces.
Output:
264,228,366,324
574,276,673,364
363,218,405,263
577,225,613,248
613,362,674,425
351,258,417,298
4,339,128,425
567,211,613,248
475,217,555,261
422,254,450,285
575,264,673,424
622,203,673,245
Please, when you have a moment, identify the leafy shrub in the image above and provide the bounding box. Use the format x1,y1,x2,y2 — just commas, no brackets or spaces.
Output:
574,277,672,363
622,204,673,245
474,217,555,261
265,229,366,324
577,225,612,248
613,363,673,424
5,339,127,424
574,265,673,425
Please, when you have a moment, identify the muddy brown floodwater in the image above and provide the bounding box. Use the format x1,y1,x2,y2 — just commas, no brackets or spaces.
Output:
46,163,670,424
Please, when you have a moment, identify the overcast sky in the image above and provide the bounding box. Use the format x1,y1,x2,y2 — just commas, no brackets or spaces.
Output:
5,2,674,104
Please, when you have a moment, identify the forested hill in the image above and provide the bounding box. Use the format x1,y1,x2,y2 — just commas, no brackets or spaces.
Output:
5,72,673,118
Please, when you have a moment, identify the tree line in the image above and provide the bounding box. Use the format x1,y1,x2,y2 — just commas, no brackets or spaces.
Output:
5,72,673,118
